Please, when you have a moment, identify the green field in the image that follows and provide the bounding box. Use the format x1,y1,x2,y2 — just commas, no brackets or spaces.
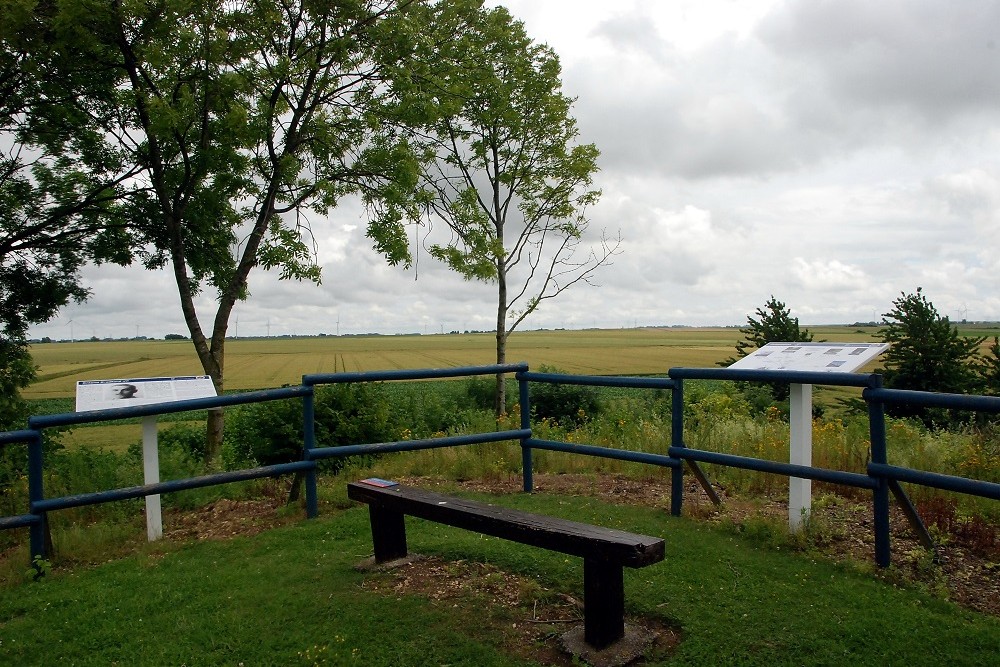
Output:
26,326,906,401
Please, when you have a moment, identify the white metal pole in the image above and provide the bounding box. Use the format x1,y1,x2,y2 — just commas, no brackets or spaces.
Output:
788,383,812,531
142,415,163,541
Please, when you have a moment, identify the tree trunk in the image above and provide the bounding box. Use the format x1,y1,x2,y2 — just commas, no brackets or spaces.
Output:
495,254,508,417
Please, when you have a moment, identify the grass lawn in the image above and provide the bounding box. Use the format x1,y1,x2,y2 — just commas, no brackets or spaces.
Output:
1,491,997,666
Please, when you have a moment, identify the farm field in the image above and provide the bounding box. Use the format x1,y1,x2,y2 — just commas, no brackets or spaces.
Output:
27,327,735,399
25,326,901,400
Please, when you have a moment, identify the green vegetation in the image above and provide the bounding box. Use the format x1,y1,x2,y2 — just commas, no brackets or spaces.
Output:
876,288,987,427
0,493,998,666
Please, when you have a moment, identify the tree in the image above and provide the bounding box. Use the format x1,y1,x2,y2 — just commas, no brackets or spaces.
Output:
720,295,813,401
1,1,138,427
16,0,431,459
876,288,984,426
411,2,618,414
976,337,1000,396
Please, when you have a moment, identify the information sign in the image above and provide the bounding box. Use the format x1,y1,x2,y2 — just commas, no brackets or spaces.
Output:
74,375,217,542
75,376,217,412
727,342,888,374
727,341,888,531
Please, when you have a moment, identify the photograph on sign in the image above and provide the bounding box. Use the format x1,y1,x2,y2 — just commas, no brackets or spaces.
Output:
727,342,889,374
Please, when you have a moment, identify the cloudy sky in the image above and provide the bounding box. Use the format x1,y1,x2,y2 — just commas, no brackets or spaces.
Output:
29,0,1000,340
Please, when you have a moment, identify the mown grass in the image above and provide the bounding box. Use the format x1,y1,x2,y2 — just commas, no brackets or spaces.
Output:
0,491,997,666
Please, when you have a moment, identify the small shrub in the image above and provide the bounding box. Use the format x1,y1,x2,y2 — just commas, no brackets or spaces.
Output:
527,366,602,427
225,397,303,468
225,383,400,473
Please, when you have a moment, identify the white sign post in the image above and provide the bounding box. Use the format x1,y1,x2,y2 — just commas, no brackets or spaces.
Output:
788,383,812,531
75,376,217,541
142,415,162,541
728,343,888,531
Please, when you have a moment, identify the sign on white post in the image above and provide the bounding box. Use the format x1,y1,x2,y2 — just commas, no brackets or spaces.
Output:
75,376,217,542
788,383,812,531
142,415,162,541
729,343,888,532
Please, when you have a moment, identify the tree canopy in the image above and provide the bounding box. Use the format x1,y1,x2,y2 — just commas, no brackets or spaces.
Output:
876,287,985,426
6,0,437,456
1,1,140,427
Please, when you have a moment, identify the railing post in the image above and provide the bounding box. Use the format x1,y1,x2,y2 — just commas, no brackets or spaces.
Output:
670,378,684,516
27,428,47,566
867,376,891,567
303,386,318,519
518,372,533,492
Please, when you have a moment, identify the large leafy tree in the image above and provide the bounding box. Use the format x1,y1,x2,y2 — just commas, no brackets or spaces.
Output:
721,295,813,401
876,288,984,426
1,2,137,428
14,0,429,458
411,2,618,414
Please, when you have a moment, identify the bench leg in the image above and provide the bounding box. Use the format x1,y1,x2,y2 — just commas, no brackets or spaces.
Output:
368,504,408,563
583,558,625,649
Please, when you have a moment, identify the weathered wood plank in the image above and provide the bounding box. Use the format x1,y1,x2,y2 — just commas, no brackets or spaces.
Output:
347,481,664,566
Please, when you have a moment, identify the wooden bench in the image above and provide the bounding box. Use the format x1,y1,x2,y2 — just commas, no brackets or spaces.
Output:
347,480,665,649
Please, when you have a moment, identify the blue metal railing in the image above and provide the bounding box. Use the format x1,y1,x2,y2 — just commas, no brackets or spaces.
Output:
300,364,530,517
2,362,999,570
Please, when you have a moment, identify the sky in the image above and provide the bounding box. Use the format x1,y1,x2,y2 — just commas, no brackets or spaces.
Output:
28,0,1000,341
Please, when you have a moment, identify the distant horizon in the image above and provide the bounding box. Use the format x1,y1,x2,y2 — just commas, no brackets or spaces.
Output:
28,318,1000,345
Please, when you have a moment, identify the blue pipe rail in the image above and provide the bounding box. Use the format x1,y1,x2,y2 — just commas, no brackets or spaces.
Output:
304,363,530,386
310,430,532,460
31,461,315,513
300,364,530,517
3,362,1000,571
526,437,681,469
667,446,879,490
515,371,680,503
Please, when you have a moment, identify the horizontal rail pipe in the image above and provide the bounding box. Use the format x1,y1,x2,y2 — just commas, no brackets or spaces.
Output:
305,363,529,386
31,461,315,513
516,371,677,390
29,386,313,429
668,446,879,490
525,438,682,468
868,463,1000,501
0,514,40,530
669,367,879,388
864,388,1000,413
310,429,532,460
0,430,37,446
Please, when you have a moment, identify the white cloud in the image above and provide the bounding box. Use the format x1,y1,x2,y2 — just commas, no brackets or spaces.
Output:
791,258,867,291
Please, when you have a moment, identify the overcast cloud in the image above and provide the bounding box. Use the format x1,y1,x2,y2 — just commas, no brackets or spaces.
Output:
29,0,1000,340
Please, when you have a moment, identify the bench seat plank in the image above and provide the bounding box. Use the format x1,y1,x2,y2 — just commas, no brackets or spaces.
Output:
347,482,664,566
